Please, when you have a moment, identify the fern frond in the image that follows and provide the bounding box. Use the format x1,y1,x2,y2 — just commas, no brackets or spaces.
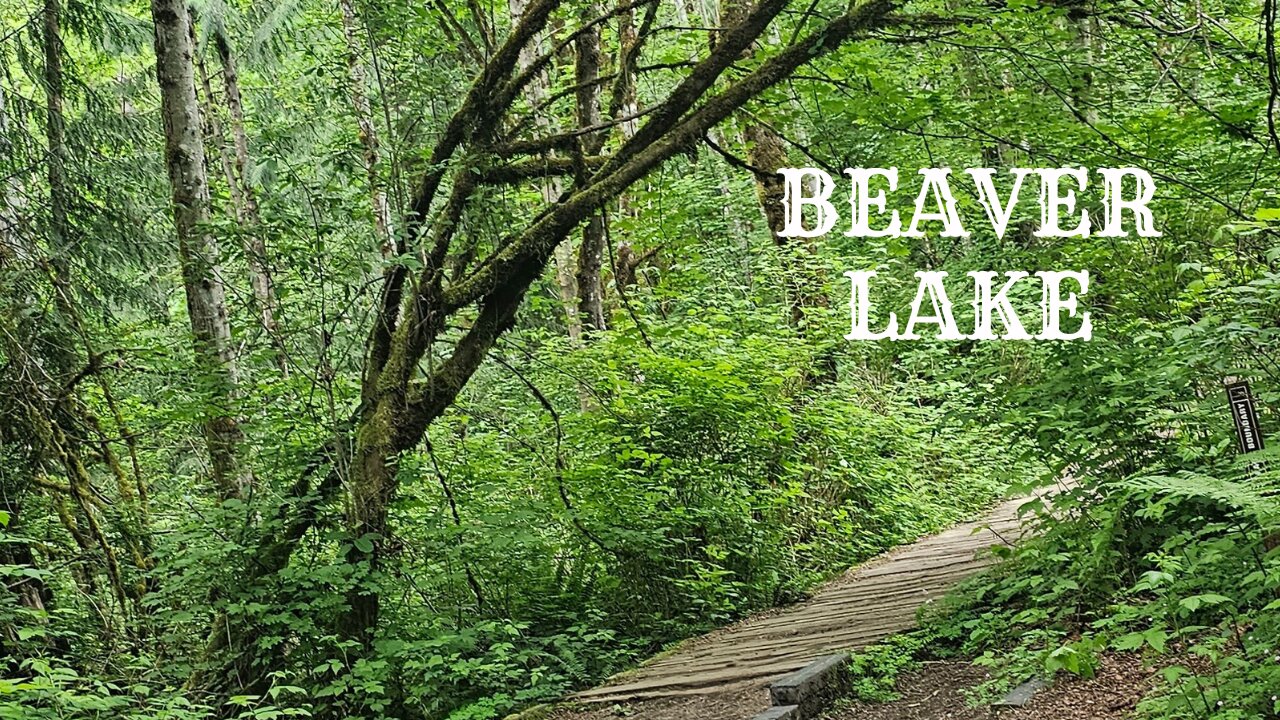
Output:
1119,447,1280,528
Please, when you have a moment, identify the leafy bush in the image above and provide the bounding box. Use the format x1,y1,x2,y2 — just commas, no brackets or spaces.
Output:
910,446,1280,719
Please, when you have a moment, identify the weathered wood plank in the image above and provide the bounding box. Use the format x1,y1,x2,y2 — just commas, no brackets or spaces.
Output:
570,492,1055,707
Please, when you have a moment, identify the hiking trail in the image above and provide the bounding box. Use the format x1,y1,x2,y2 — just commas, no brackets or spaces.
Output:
551,493,1044,720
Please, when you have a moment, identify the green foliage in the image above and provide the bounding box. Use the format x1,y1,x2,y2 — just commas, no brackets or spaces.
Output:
911,445,1280,719
844,633,940,703
322,316,1021,719
4,0,1279,718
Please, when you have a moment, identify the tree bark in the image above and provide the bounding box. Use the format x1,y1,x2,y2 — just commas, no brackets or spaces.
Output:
721,0,827,330
212,29,287,372
194,40,246,218
1069,9,1099,125
212,31,261,228
0,83,18,250
149,0,250,500
511,0,584,345
574,3,607,334
44,0,68,270
339,0,396,260
610,2,641,140
604,0,651,303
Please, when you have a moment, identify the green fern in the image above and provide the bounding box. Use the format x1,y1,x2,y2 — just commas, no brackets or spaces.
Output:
1118,447,1280,529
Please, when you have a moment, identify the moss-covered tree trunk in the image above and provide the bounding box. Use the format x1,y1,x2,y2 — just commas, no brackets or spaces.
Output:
150,0,250,500
240,0,893,680
511,0,584,345
574,3,607,334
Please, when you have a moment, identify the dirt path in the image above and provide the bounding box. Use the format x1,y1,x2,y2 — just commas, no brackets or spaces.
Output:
823,654,1161,720
549,495,1037,720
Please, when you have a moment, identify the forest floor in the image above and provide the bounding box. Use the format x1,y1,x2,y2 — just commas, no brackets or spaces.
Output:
542,491,1052,720
822,653,1165,720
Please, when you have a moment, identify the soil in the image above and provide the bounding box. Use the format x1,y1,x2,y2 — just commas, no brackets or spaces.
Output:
826,662,991,720
538,653,1163,720
823,653,1164,720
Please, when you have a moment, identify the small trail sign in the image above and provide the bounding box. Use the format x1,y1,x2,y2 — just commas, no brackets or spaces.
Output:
1225,381,1265,454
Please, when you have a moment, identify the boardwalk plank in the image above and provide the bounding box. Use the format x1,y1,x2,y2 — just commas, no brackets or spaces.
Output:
570,495,1038,706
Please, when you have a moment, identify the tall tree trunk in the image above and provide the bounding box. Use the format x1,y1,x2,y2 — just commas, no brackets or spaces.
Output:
0,85,21,252
573,3,607,335
212,29,287,372
211,32,261,229
606,0,653,300
610,3,641,140
341,402,398,646
150,0,250,500
719,0,826,330
1069,7,1098,125
339,0,396,260
511,0,583,345
44,0,68,273
194,41,246,218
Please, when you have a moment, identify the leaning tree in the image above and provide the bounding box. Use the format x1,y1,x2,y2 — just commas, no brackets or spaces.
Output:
146,0,923,698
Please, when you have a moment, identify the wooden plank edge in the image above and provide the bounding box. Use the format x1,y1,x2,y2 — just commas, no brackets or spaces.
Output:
766,653,851,719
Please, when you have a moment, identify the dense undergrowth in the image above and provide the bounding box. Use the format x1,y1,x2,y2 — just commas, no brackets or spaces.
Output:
4,0,1279,719
958,455,1280,719
844,267,1280,720
1,310,1026,720
847,449,1280,720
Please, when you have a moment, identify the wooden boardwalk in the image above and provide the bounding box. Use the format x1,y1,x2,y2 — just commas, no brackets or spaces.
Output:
569,495,1033,710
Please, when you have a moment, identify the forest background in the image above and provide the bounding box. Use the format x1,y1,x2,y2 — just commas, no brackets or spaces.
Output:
1,0,1278,718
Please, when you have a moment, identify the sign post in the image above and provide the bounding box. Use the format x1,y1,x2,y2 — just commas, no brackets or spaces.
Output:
1225,380,1265,454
